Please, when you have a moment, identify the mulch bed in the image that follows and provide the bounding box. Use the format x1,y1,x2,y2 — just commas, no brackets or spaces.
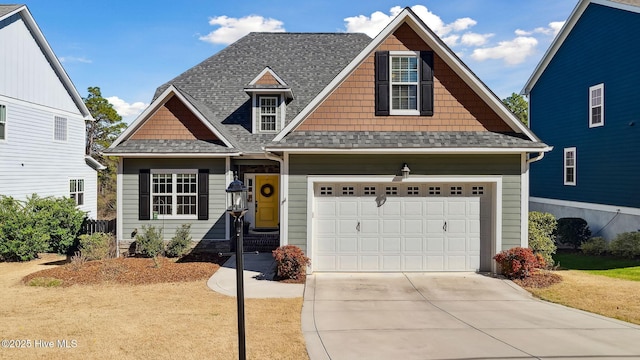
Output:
512,270,563,288
23,254,228,287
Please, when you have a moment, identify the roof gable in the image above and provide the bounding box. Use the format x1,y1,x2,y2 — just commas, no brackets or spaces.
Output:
293,23,511,133
248,67,288,86
0,5,91,119
110,85,233,149
275,7,538,142
523,0,640,95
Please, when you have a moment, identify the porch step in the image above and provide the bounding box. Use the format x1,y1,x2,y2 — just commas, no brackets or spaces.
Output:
234,233,280,253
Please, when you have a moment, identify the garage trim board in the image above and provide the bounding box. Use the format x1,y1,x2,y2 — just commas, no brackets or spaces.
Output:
306,175,503,273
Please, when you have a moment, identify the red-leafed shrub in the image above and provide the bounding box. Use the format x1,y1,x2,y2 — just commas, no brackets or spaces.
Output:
493,247,543,279
272,245,310,281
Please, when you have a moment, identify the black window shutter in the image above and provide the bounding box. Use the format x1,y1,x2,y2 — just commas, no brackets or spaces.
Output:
139,169,150,220
197,169,209,220
375,51,390,116
420,51,434,116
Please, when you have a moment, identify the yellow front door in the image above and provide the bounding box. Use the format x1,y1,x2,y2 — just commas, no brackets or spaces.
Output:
255,175,279,228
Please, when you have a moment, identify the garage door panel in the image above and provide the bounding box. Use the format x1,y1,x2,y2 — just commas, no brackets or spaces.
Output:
338,220,357,234
338,256,358,270
447,200,467,216
426,200,445,215
404,256,424,270
360,200,379,216
381,219,401,234
381,200,401,216
426,237,444,251
382,256,402,271
447,256,466,271
382,237,401,252
402,200,423,216
404,219,424,234
316,201,337,217
338,238,358,252
426,220,444,233
447,219,467,235
316,256,336,271
468,237,481,252
317,237,336,252
361,255,380,270
337,200,358,217
447,237,467,252
426,256,444,270
316,219,337,235
360,219,379,234
404,237,424,252
360,237,379,252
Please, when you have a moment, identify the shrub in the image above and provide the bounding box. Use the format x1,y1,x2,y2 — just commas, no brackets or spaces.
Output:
609,232,640,259
580,237,608,256
135,225,164,259
165,224,192,258
528,211,557,267
272,245,310,281
556,217,591,249
493,247,543,279
27,277,63,287
78,232,114,261
0,196,50,261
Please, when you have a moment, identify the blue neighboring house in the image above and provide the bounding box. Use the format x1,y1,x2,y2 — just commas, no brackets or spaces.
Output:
523,0,640,239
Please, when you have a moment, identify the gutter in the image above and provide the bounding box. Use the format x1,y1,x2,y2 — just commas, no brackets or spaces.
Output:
526,148,552,164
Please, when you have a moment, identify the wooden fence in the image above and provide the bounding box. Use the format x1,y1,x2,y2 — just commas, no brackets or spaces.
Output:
81,218,116,235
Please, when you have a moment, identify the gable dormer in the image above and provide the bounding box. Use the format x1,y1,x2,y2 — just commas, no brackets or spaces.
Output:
244,67,294,134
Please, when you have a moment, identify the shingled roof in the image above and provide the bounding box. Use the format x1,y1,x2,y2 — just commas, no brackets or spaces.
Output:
150,32,373,153
0,4,22,18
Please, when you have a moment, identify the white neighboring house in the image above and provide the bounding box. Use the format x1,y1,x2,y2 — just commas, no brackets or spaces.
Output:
0,4,103,218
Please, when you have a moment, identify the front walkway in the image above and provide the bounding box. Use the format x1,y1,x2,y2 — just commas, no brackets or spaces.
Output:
207,252,304,298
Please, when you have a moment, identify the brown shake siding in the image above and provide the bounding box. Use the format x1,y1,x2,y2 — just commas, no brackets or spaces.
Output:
254,72,280,85
130,96,219,140
296,23,511,132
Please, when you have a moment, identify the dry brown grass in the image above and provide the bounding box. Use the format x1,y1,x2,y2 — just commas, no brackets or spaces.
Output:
0,254,309,360
525,270,640,325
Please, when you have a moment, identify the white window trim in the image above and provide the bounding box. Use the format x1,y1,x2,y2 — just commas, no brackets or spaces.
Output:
389,50,420,116
252,94,284,134
0,103,6,141
259,95,279,133
150,169,198,220
69,178,84,206
589,83,604,128
563,147,576,186
53,115,67,142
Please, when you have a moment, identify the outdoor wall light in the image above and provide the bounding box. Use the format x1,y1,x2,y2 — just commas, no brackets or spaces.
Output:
401,163,411,179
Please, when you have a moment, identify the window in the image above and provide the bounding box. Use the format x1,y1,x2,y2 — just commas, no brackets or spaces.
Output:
319,186,333,196
564,147,576,186
259,96,278,132
70,179,84,206
428,186,441,195
375,51,433,116
450,186,463,196
54,116,67,141
385,186,398,195
391,55,418,113
151,171,198,217
589,84,604,128
0,104,6,140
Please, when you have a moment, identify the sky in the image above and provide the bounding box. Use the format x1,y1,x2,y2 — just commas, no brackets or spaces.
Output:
21,0,577,124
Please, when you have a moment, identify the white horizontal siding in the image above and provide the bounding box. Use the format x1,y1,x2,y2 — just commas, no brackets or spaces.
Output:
0,13,77,113
0,96,98,218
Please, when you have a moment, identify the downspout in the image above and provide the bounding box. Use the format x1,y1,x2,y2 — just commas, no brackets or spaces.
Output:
527,150,549,164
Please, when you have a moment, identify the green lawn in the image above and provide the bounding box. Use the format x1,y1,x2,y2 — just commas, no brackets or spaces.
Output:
553,251,640,281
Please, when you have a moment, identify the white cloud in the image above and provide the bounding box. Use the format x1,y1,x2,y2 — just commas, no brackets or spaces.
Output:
344,5,477,38
471,37,538,65
107,96,148,117
460,32,494,47
442,34,460,47
514,29,531,36
59,56,92,64
518,21,565,37
199,15,285,45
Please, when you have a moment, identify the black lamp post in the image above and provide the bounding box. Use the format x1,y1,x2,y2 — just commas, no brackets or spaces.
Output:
226,173,248,360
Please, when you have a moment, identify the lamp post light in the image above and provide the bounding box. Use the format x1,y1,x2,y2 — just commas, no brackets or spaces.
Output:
226,173,248,360
401,163,411,180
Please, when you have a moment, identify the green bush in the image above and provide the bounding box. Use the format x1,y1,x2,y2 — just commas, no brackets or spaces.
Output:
272,245,310,281
0,196,49,261
135,225,164,258
528,211,557,266
556,217,591,250
26,194,86,254
165,224,192,258
580,237,608,256
609,232,640,259
78,232,114,261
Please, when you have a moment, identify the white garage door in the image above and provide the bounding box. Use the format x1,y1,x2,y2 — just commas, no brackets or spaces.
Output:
314,184,483,272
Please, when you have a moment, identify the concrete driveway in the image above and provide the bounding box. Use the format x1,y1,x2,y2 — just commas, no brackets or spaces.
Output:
302,273,640,360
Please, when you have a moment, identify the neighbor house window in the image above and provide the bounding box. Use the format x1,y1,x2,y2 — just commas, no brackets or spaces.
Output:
0,104,6,140
70,179,84,206
259,96,278,132
391,55,419,114
151,170,197,217
564,147,576,186
589,84,604,128
54,116,67,141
